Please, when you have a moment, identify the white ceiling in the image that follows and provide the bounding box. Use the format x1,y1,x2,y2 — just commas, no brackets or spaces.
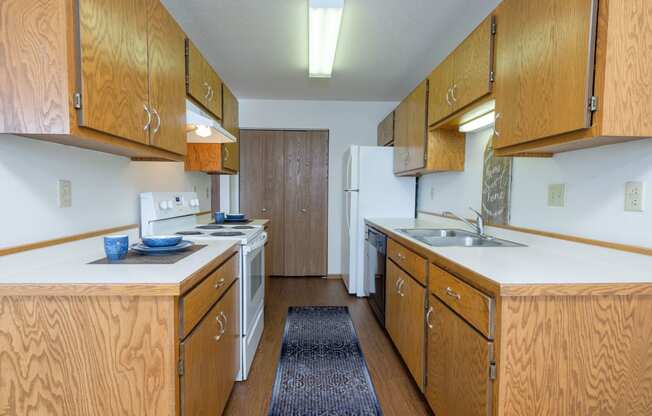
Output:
162,0,501,101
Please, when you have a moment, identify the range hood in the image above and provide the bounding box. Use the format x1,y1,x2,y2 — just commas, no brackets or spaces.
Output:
186,100,237,143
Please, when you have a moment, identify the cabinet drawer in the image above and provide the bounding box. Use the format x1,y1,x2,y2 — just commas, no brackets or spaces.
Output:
180,254,238,337
429,263,494,339
387,239,427,285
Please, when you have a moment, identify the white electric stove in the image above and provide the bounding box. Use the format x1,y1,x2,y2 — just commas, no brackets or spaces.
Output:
140,192,266,381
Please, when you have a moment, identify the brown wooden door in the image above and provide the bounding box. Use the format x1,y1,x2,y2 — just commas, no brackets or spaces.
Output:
385,260,402,347
77,0,150,144
393,100,408,173
181,281,239,416
186,39,210,110
493,0,597,148
426,295,494,416
377,112,394,146
404,80,428,172
397,271,426,387
452,16,494,113
147,0,186,155
222,84,240,172
428,55,455,126
240,130,286,276
283,130,328,276
204,67,223,120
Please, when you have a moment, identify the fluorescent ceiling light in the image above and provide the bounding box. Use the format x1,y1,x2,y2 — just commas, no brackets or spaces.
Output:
309,0,344,78
458,111,495,133
186,100,237,143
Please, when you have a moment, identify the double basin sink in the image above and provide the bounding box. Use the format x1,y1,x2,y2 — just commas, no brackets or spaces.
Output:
398,228,525,248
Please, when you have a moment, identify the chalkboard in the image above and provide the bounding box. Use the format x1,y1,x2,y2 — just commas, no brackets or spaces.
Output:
481,141,513,225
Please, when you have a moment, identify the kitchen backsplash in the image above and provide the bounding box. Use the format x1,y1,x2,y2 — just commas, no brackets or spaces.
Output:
418,127,652,248
0,134,211,249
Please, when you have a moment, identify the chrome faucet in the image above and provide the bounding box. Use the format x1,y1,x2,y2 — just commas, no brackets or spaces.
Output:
443,207,485,236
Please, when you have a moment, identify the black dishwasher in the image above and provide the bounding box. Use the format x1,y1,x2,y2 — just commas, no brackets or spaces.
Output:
365,226,386,327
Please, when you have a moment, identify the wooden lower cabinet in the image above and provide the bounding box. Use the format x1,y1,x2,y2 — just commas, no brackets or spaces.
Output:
181,280,239,416
426,295,494,416
386,259,426,388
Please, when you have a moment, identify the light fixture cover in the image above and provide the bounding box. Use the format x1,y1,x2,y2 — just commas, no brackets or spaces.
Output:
458,111,496,133
309,0,344,78
186,100,237,143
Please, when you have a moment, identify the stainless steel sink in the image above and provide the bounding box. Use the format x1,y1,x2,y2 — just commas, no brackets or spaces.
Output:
398,228,525,248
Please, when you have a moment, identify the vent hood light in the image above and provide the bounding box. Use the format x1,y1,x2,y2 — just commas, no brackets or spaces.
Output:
458,111,495,133
309,0,344,78
186,100,236,143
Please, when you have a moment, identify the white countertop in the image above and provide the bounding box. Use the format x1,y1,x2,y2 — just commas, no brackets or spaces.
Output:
366,216,652,286
0,228,238,288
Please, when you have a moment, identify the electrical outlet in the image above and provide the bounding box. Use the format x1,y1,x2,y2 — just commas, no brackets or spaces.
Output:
58,179,72,208
548,184,565,207
625,181,645,212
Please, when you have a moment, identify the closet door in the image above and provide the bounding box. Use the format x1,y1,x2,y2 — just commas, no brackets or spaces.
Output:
283,131,328,276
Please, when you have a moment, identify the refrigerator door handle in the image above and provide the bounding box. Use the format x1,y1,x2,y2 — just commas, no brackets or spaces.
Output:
344,189,359,192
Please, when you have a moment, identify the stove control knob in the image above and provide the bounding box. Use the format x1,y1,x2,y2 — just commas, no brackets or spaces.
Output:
192,199,200,207
166,200,174,209
159,201,167,210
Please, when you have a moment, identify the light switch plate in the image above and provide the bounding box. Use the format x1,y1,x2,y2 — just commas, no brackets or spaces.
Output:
548,184,565,207
625,181,645,212
58,179,72,208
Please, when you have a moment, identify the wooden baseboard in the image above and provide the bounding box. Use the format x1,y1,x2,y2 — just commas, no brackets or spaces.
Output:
324,274,342,280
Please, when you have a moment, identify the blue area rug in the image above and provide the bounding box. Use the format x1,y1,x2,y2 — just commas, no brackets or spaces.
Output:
268,306,383,416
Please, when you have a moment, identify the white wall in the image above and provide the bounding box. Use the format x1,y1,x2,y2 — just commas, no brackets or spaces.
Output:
0,135,211,249
235,99,398,274
418,128,652,248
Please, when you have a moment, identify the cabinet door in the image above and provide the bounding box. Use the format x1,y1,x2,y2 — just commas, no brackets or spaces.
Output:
393,100,409,173
404,80,428,172
452,16,494,113
181,281,239,416
205,67,223,120
426,295,493,416
493,0,598,148
398,270,426,387
147,0,186,155
385,260,402,345
77,0,149,144
377,112,394,146
186,40,210,111
428,56,455,126
222,84,240,172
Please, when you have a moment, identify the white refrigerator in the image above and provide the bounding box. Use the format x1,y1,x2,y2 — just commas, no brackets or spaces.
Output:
342,145,416,297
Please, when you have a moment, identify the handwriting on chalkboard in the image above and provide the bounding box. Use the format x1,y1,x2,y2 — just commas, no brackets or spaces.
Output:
482,141,513,225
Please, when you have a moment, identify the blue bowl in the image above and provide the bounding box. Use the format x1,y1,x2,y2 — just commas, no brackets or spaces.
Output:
142,235,183,247
104,235,129,261
226,213,245,220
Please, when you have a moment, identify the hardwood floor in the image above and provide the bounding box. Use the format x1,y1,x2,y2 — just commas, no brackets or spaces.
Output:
224,277,432,416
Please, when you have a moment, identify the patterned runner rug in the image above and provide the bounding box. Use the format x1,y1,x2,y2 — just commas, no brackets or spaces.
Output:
268,306,383,416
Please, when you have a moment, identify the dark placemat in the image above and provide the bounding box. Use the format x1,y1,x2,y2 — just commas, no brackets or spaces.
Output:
89,244,207,265
214,219,253,224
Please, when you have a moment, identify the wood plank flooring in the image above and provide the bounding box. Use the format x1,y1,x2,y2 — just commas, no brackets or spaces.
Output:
224,277,432,416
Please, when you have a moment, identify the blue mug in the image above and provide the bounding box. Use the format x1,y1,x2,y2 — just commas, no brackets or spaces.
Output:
214,211,226,224
104,235,129,261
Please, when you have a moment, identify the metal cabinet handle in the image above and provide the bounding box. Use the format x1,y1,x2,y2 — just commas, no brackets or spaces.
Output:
224,146,229,161
220,311,228,332
395,278,401,290
397,279,405,297
261,208,268,212
208,86,214,102
214,314,224,341
494,112,501,137
204,82,211,100
152,108,161,134
451,84,458,102
214,277,226,289
301,208,307,213
143,104,152,131
445,287,461,300
426,306,434,329
445,88,452,106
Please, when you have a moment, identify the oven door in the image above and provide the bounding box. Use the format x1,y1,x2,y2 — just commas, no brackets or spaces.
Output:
243,232,267,335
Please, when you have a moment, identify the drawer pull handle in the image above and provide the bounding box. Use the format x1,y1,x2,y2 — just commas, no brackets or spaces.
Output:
214,277,226,289
214,314,225,341
426,306,434,329
397,279,405,297
445,287,461,300
220,311,228,332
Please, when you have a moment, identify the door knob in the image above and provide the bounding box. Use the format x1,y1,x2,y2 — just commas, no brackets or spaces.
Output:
261,208,268,212
301,208,307,213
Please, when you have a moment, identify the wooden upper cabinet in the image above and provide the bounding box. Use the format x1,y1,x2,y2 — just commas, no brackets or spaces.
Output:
394,80,427,175
493,0,597,150
222,84,240,172
428,16,495,127
77,0,150,145
426,295,494,416
377,112,394,146
186,39,223,120
147,0,187,155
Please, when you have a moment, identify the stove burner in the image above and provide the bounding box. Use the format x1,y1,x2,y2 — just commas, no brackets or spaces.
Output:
232,225,255,229
196,225,224,230
176,231,203,236
210,231,246,237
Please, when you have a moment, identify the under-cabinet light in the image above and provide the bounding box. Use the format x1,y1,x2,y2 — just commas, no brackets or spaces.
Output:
458,111,495,133
309,0,344,78
186,100,236,143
